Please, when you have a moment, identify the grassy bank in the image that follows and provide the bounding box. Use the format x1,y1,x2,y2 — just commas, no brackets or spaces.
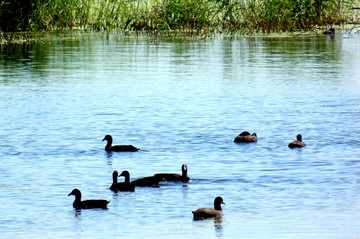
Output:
1,0,359,34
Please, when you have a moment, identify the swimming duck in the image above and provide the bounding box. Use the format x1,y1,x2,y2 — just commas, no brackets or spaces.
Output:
288,134,306,148
110,170,126,191
324,28,335,34
154,164,190,183
111,170,135,192
234,131,258,142
102,134,139,152
192,197,225,220
68,189,109,209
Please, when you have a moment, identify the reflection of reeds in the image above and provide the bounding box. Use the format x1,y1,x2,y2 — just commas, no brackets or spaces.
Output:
0,0,357,33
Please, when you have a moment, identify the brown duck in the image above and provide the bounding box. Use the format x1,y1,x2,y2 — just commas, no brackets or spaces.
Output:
192,197,225,220
288,134,306,148
234,131,258,142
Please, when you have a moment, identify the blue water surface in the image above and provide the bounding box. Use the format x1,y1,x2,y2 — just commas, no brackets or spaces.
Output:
1,32,360,238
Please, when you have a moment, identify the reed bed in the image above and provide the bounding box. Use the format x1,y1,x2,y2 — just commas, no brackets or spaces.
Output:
1,0,358,33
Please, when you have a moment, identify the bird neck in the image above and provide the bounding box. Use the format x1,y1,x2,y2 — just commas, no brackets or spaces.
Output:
124,176,130,184
113,175,118,184
214,202,222,211
297,136,302,141
73,194,81,207
105,142,112,151
182,166,187,177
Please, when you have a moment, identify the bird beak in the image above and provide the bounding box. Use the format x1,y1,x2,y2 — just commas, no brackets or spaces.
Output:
68,193,72,196
222,201,226,204
102,138,105,141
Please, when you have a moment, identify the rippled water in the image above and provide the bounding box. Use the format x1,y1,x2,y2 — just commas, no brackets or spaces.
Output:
1,32,360,238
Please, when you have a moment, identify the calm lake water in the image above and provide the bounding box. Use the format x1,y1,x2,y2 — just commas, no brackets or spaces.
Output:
1,32,360,238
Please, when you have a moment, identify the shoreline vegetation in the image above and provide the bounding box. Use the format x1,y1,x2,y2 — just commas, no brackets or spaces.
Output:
1,0,360,43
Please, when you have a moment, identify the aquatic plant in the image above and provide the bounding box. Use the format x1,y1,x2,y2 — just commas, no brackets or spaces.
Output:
149,0,213,31
0,0,357,33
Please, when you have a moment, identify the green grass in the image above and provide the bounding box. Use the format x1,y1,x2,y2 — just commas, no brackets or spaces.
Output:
0,0,358,34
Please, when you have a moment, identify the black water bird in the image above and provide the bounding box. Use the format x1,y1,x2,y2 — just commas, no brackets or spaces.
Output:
102,134,139,152
110,170,132,191
234,131,258,142
324,28,335,34
111,170,135,192
154,164,190,183
192,197,225,220
288,134,306,148
68,189,109,209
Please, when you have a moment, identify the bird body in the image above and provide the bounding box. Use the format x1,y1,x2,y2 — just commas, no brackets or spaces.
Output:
234,131,258,142
154,164,190,183
131,176,161,187
110,182,135,192
192,207,224,220
102,134,139,152
68,189,109,209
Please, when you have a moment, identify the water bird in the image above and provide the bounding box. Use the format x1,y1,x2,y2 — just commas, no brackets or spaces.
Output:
154,164,190,183
102,134,139,152
192,197,225,220
111,170,135,192
234,131,258,142
324,28,335,34
68,189,109,209
110,170,130,191
288,134,306,148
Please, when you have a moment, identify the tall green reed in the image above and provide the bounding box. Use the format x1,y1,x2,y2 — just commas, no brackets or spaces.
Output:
1,0,356,33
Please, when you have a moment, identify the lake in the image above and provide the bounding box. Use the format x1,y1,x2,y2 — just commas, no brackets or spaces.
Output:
1,32,360,238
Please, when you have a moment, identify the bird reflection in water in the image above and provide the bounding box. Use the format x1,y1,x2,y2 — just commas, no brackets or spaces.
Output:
214,219,223,238
73,209,81,218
